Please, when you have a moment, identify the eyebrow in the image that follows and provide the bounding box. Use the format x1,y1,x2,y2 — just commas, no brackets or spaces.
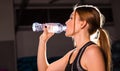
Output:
70,12,75,17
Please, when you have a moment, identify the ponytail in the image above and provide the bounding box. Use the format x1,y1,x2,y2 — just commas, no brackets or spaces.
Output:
98,28,111,71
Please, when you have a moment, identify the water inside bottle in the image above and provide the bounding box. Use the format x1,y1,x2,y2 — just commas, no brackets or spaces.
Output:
32,22,66,33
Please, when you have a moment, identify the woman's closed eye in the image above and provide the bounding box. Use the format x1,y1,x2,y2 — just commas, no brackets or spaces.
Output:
69,16,73,20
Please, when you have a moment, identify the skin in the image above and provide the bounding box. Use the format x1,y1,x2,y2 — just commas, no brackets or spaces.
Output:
37,11,106,71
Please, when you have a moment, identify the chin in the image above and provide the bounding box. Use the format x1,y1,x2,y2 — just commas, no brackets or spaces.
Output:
65,32,73,37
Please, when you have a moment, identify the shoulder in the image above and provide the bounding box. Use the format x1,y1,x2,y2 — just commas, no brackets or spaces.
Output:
86,44,101,53
83,44,105,70
84,44,103,59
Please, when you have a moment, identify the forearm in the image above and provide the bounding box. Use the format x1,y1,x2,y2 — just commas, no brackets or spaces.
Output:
37,40,49,71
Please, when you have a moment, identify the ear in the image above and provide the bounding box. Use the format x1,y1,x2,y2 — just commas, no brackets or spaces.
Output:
80,20,87,29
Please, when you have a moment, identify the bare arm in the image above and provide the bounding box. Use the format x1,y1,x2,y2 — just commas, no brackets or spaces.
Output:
37,26,74,71
37,27,54,71
38,38,73,71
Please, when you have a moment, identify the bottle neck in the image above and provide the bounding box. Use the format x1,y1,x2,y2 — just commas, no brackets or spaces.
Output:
62,26,66,31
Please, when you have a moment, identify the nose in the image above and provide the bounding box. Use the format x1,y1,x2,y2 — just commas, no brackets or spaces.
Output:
65,19,69,25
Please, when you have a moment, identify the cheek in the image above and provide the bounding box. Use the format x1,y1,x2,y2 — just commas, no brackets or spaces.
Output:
75,23,80,31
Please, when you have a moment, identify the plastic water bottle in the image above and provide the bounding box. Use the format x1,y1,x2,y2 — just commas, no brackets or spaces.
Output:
32,22,66,33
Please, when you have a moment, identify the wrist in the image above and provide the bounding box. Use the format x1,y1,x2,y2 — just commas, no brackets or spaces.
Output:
39,38,47,44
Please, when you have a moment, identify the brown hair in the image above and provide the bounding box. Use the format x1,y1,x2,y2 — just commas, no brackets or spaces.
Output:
75,5,111,71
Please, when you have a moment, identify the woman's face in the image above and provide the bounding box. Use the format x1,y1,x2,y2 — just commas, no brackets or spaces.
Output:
65,11,83,37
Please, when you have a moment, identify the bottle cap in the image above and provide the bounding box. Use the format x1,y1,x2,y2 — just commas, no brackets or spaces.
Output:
32,22,41,32
32,23,37,31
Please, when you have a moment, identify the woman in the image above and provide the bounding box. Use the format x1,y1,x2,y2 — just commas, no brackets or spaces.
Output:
37,5,111,71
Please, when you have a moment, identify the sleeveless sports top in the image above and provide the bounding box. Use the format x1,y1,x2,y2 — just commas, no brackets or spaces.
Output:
65,41,95,71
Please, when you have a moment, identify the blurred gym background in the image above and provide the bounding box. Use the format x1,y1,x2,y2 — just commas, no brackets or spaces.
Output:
0,0,120,71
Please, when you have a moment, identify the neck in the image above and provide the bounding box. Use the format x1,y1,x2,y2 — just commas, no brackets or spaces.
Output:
73,30,90,50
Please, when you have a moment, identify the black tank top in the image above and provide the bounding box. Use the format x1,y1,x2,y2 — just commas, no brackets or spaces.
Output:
65,41,95,71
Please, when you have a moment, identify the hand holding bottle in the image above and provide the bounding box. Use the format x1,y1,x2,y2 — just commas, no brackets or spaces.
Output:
39,26,54,43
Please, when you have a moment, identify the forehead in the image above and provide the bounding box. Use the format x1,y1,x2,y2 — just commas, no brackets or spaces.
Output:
71,11,79,18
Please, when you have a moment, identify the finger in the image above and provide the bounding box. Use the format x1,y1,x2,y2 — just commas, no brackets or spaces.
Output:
45,25,47,28
43,26,48,33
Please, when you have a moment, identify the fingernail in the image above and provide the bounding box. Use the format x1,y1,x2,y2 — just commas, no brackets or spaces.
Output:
45,26,47,28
